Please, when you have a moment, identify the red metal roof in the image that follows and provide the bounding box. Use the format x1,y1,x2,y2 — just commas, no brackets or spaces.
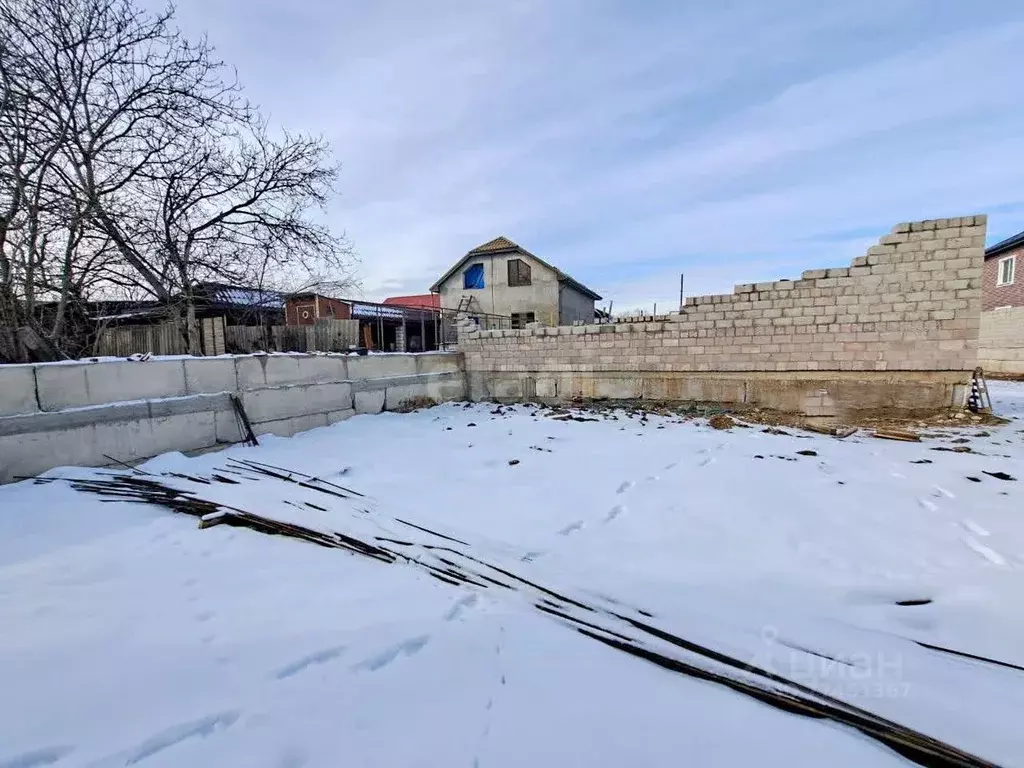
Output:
382,294,440,310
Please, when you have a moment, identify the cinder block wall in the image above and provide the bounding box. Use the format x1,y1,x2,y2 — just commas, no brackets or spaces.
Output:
460,216,985,414
980,308,1024,375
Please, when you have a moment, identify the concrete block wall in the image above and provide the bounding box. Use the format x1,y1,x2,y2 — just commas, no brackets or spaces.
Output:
980,307,1024,375
459,216,985,414
0,352,465,483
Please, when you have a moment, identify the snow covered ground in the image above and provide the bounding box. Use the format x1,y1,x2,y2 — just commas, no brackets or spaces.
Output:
2,382,1023,767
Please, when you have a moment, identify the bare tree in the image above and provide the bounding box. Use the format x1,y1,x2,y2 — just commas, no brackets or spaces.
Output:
0,0,358,362
142,122,356,352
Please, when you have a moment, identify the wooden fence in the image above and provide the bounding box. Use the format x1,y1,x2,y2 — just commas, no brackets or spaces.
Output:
95,321,186,357
225,320,359,354
94,317,359,357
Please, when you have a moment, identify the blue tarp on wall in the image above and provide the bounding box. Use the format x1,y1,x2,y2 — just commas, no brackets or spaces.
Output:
463,263,485,289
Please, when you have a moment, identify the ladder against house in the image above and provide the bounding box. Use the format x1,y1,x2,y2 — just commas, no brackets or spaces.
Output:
456,295,474,315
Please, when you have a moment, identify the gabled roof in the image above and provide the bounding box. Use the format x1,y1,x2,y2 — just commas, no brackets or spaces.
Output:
430,236,602,300
986,229,1024,259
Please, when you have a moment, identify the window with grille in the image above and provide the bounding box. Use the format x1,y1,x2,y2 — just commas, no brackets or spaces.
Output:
511,311,536,329
507,258,531,287
997,255,1015,286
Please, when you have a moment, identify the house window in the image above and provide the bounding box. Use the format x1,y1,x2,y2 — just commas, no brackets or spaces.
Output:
463,263,485,289
997,255,1015,286
511,311,536,329
507,258,531,287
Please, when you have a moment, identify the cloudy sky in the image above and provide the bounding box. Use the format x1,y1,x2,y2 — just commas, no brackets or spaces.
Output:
170,0,1024,310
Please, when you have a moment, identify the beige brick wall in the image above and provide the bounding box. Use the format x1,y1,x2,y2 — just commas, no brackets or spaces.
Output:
980,307,1024,374
460,216,985,375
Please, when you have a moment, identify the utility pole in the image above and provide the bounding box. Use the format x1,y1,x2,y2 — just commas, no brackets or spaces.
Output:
679,273,685,311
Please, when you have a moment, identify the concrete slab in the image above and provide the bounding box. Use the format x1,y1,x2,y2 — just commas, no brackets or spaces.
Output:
424,377,467,403
34,363,89,411
251,412,328,438
0,425,96,483
348,354,417,380
592,377,642,400
84,360,188,407
215,408,244,444
415,353,461,375
0,366,38,416
326,408,356,425
535,378,557,399
354,389,385,415
235,355,348,390
242,382,353,424
185,358,237,394
384,383,428,411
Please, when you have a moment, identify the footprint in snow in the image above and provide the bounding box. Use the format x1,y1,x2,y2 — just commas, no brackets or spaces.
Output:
96,711,240,767
917,498,938,512
353,636,430,672
964,537,1006,566
961,519,990,537
558,521,585,536
698,456,715,467
604,505,626,522
616,480,634,494
931,486,955,499
444,593,479,622
275,646,347,680
0,745,74,768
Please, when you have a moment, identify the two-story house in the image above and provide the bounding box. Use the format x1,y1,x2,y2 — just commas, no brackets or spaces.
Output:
980,228,1024,375
430,237,601,328
984,230,1022,310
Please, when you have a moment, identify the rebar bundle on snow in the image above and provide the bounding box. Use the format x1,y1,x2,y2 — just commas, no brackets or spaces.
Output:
62,460,1003,768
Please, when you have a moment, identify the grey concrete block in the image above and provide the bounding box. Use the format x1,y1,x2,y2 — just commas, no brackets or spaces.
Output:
425,378,467,402
354,389,385,414
0,409,220,483
185,358,237,394
235,354,348,390
0,366,38,416
415,352,461,375
252,412,329,438
0,393,230,437
487,377,524,400
215,408,245,444
593,378,642,399
99,411,218,463
0,425,96,483
243,382,353,424
34,363,89,411
535,378,557,398
384,383,427,411
37,360,188,410
87,360,188,407
347,354,418,380
326,408,356,425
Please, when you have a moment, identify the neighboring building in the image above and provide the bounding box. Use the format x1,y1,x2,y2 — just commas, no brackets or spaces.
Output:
983,230,1022,310
430,236,601,327
980,229,1024,375
383,294,441,311
285,293,352,325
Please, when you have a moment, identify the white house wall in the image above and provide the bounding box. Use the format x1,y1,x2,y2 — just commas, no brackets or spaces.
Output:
437,252,560,323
